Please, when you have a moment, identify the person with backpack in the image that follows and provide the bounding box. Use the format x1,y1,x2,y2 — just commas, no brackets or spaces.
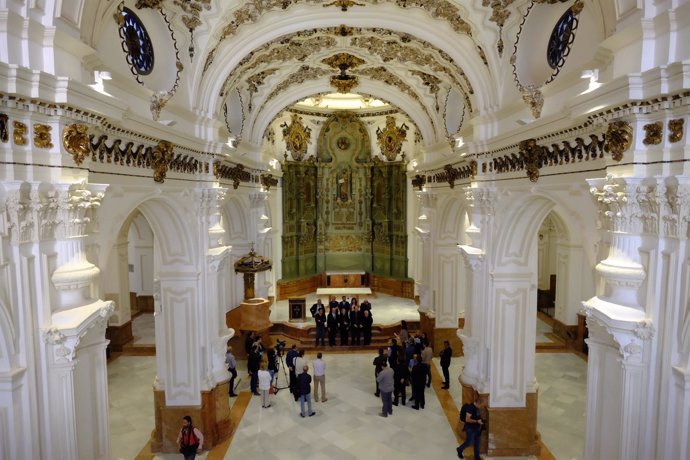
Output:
457,397,484,459
177,415,203,460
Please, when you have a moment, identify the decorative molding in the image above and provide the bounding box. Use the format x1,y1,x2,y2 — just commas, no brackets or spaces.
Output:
411,174,426,191
12,121,27,145
668,118,684,143
518,138,543,182
323,0,365,11
376,115,408,161
33,124,53,149
214,162,252,189
281,113,312,161
0,113,8,142
605,121,633,161
62,124,91,165
260,173,278,191
152,140,174,183
642,121,663,145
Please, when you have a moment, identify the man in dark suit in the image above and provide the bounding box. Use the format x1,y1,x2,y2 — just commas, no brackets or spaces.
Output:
410,355,426,410
327,307,338,346
349,304,361,345
440,340,453,389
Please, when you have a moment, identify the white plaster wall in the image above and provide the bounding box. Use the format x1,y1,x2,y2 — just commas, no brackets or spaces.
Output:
127,212,154,296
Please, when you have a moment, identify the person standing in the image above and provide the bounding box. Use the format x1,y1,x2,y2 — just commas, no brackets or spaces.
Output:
338,306,350,346
177,415,203,460
327,306,339,346
310,298,323,317
313,352,327,402
373,347,386,397
440,340,453,389
339,295,351,314
258,362,272,408
361,309,373,345
225,345,238,397
388,338,401,367
286,344,298,397
393,350,410,406
410,355,426,410
457,397,484,459
349,304,361,346
298,365,315,417
376,361,395,417
421,341,433,387
247,343,261,396
314,307,326,347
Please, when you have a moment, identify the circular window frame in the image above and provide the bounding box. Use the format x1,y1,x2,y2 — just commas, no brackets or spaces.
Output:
118,7,155,78
546,8,578,72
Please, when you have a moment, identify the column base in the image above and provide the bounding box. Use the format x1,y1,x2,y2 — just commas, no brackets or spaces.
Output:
459,383,540,457
150,383,232,453
419,311,464,356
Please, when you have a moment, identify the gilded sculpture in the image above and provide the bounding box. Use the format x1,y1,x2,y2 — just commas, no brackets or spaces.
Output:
0,113,8,143
152,140,174,183
323,53,365,94
281,113,312,161
376,116,409,161
669,118,684,143
13,121,27,145
519,138,543,182
33,124,53,149
605,121,633,162
260,173,278,191
62,124,91,165
520,85,544,119
642,121,663,145
412,174,426,191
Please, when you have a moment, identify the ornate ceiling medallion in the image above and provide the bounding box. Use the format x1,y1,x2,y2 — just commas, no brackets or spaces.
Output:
323,53,365,94
376,116,409,161
116,6,155,79
281,114,312,161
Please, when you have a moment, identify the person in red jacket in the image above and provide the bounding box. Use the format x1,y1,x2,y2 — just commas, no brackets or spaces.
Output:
177,415,204,460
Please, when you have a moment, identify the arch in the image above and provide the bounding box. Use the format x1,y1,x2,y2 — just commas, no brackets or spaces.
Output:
194,7,494,116
436,195,469,244
247,79,439,148
222,196,249,242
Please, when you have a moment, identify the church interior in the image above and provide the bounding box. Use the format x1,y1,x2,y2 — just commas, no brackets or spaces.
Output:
0,1,689,459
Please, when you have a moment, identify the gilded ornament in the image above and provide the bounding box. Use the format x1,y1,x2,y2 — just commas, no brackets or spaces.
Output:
281,114,312,161
62,124,91,165
0,113,8,142
13,121,27,145
519,85,544,119
152,140,174,183
33,124,53,149
642,121,663,145
261,173,278,191
668,118,684,143
330,74,359,93
376,116,409,161
411,174,426,191
605,121,633,162
323,53,365,94
323,0,364,11
519,138,544,183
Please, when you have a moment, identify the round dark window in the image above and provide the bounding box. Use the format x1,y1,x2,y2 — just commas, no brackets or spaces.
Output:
546,8,577,70
119,7,154,76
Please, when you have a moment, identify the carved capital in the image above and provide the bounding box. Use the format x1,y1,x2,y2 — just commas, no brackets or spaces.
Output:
54,184,105,240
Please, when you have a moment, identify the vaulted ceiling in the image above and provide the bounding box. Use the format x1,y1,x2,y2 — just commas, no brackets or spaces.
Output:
77,0,611,161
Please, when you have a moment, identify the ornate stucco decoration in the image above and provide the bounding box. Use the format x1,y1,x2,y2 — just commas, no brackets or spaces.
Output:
172,0,212,60
376,116,408,161
246,69,278,110
260,173,279,191
324,0,365,10
119,2,184,120
62,124,91,165
481,0,516,55
412,174,426,191
669,118,684,143
13,121,27,145
260,66,331,114
604,121,633,161
642,121,663,145
281,113,312,161
203,1,473,74
214,162,253,189
33,124,53,149
152,140,174,183
519,138,544,182
0,113,8,142
519,84,544,119
323,53,366,94
410,70,442,111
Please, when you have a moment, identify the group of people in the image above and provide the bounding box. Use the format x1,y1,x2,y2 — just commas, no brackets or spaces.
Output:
285,345,328,416
311,296,374,346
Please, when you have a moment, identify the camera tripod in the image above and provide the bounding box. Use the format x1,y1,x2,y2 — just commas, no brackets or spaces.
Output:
273,353,291,391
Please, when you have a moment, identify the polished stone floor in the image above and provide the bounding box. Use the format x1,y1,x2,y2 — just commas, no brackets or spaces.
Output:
111,301,584,459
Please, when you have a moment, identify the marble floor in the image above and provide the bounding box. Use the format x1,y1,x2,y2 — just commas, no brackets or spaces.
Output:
112,298,585,459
